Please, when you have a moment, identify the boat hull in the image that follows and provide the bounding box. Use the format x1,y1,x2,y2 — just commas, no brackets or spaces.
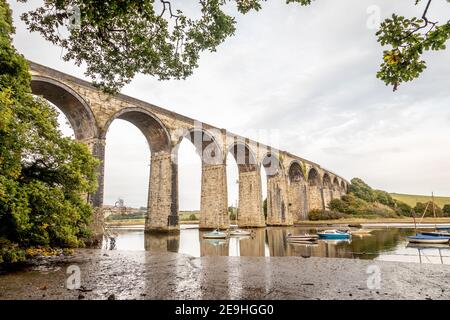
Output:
407,236,450,244
318,234,351,240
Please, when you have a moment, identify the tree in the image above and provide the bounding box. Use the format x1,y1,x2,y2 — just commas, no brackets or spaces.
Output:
443,204,450,216
16,0,449,93
348,178,376,203
413,201,443,217
0,0,99,264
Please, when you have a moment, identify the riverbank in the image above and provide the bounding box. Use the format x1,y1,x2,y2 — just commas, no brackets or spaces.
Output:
296,217,450,226
1,249,449,300
106,217,450,228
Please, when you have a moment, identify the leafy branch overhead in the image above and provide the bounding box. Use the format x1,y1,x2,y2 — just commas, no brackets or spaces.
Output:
377,0,450,91
18,0,450,93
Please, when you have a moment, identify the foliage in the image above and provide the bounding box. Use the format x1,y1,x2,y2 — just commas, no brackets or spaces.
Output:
308,209,346,221
106,211,145,221
189,213,198,221
394,200,413,216
0,0,99,265
443,204,450,216
16,0,447,92
376,0,450,91
413,201,444,217
327,178,402,219
348,178,376,203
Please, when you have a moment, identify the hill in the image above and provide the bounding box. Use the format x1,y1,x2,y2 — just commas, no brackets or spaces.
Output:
390,193,450,208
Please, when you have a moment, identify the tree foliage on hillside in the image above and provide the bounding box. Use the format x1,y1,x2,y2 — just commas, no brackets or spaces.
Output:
414,201,444,217
0,0,99,265
16,0,450,93
327,177,413,218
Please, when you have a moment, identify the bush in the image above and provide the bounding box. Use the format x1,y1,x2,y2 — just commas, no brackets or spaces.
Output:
443,204,450,217
0,239,26,265
229,212,236,221
395,200,413,216
414,202,443,217
348,178,376,203
308,210,347,221
189,214,198,221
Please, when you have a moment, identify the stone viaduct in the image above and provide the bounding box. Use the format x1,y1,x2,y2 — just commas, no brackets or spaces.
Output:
28,61,349,237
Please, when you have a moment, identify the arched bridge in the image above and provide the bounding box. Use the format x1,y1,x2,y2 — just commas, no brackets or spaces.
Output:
29,61,349,236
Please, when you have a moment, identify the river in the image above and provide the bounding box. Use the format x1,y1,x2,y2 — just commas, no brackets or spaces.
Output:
103,225,450,265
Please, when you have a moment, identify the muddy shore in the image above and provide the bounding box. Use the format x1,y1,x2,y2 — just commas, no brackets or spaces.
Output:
1,249,449,300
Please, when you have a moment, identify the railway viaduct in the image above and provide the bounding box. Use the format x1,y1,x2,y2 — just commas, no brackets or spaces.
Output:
29,61,349,237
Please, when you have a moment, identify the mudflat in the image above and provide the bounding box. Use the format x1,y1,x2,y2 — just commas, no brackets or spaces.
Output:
0,249,449,300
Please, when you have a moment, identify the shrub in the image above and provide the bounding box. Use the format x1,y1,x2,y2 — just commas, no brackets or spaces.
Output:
395,200,413,216
443,204,450,217
349,178,376,203
308,210,347,221
0,239,26,265
189,214,198,221
414,202,443,217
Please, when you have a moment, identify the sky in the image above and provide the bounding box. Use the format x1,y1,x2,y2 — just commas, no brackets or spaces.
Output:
8,0,450,209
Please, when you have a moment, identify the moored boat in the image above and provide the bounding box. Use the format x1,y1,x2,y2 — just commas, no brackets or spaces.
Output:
407,234,450,244
317,229,351,240
349,229,372,236
203,229,228,239
229,229,252,236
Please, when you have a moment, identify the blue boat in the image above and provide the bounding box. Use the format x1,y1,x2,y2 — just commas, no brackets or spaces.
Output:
317,230,351,240
436,227,450,231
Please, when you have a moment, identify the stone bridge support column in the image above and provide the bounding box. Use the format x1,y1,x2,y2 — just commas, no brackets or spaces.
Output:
266,175,292,226
289,182,308,223
322,188,334,209
146,152,179,233
308,185,324,212
237,169,266,228
84,137,106,241
200,164,229,229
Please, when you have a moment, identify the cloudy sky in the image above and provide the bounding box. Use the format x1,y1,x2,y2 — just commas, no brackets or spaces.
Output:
8,0,450,209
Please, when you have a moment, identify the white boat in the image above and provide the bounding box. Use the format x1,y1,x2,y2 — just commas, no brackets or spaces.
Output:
229,229,252,236
349,229,372,236
203,229,228,239
287,233,318,242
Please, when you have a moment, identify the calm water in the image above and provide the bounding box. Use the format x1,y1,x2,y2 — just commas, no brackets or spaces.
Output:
103,225,450,265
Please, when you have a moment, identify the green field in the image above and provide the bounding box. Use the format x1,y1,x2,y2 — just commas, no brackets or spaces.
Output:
391,193,450,208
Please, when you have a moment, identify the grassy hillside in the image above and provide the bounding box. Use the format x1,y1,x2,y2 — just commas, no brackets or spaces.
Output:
391,193,450,208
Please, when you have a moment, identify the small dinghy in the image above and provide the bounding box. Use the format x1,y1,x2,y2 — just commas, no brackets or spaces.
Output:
350,229,372,236
317,229,351,240
287,233,318,242
229,229,252,236
407,234,450,244
203,229,228,239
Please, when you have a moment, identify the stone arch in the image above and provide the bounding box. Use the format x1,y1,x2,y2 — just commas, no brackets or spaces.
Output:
333,177,340,190
287,161,307,222
103,107,177,233
322,173,332,188
307,168,321,186
103,107,171,153
288,161,305,183
307,167,323,211
341,181,347,193
228,142,258,173
174,127,227,229
174,127,223,165
262,152,290,225
261,152,282,177
227,142,264,227
30,76,98,140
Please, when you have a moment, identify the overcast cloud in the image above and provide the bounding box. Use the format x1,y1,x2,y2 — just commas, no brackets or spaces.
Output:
8,0,450,209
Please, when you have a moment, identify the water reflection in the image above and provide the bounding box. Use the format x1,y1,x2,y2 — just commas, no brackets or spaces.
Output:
103,225,450,264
